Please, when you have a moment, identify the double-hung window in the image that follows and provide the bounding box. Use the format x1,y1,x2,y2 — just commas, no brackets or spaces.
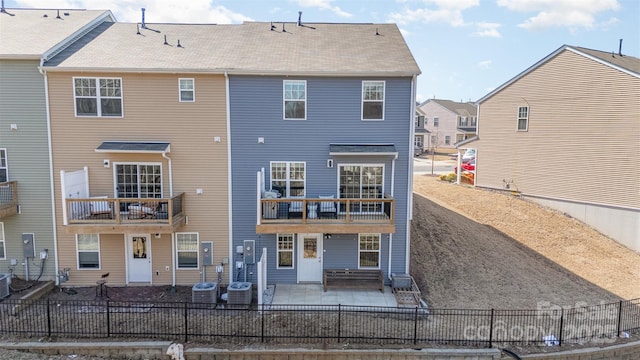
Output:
283,80,306,120
433,117,439,127
270,161,305,197
339,164,384,213
445,136,451,145
358,234,380,268
77,234,100,269
362,81,385,120
176,233,198,269
74,77,123,117
277,234,294,269
517,106,529,131
0,223,4,259
414,136,423,148
0,149,7,182
459,116,468,126
179,78,195,102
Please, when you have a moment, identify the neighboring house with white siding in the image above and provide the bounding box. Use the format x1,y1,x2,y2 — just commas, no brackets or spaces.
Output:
417,99,477,149
0,8,115,282
468,45,640,252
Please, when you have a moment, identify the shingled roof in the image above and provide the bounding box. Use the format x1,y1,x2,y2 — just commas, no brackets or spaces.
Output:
44,21,421,76
425,99,477,116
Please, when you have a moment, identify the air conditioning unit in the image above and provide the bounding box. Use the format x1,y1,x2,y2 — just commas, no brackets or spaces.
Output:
0,274,10,299
192,282,217,304
227,282,252,305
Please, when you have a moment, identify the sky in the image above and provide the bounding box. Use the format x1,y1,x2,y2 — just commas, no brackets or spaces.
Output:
6,0,639,103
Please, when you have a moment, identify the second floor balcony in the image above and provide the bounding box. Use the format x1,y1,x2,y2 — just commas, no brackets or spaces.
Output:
256,196,395,234
64,193,186,234
0,181,18,218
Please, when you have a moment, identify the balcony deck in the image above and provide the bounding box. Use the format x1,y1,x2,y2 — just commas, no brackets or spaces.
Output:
64,194,186,234
256,197,395,234
0,181,18,218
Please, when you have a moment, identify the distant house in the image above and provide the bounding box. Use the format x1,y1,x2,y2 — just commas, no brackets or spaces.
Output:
414,107,430,153
417,99,477,149
0,8,115,281
469,45,640,252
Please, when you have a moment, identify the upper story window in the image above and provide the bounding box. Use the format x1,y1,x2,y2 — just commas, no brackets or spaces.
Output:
271,161,305,197
362,81,385,120
74,77,122,117
115,163,162,199
415,115,425,128
179,78,195,102
433,116,439,127
283,80,306,120
445,136,451,145
471,116,477,126
0,149,7,182
458,116,468,127
517,106,529,131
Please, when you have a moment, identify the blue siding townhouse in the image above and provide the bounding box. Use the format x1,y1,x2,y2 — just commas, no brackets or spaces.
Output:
228,22,420,285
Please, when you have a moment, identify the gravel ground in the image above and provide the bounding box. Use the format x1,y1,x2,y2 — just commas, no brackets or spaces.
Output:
0,350,105,360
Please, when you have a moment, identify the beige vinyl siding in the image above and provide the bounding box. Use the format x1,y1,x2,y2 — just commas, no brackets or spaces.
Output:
151,234,173,285
47,72,230,286
476,50,639,209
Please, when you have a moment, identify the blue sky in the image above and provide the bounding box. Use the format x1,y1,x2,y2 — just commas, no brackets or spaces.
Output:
7,0,639,103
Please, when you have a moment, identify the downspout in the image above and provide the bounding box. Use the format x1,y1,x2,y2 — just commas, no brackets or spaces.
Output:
388,152,397,280
162,152,173,197
405,74,417,274
39,61,60,284
225,71,234,284
161,151,174,286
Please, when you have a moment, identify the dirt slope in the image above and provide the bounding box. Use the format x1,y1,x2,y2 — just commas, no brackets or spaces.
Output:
411,175,640,309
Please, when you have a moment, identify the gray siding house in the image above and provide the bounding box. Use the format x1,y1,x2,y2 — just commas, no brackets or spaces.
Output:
0,8,115,282
228,23,420,285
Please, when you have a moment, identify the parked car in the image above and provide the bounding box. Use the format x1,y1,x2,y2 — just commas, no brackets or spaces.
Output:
462,148,476,162
454,158,475,173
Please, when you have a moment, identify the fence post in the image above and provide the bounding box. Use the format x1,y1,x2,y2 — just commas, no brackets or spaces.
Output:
46,299,51,337
558,308,563,347
106,300,111,337
338,304,341,342
261,304,265,343
616,300,623,337
184,302,188,343
413,307,418,345
488,309,494,348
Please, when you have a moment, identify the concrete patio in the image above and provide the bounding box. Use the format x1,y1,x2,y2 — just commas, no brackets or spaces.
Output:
271,284,399,307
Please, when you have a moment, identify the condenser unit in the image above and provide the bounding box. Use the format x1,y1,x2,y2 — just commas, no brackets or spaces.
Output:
227,282,252,305
0,274,10,299
192,282,218,304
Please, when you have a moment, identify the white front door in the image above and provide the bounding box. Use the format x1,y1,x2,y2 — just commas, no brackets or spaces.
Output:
297,233,323,283
127,234,152,283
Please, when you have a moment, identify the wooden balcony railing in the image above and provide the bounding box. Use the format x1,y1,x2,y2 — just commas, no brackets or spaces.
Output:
0,181,18,218
65,193,185,229
257,195,395,234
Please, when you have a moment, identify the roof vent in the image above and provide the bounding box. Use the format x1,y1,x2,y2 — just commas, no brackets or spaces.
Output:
56,9,61,19
177,39,183,48
297,11,302,26
164,35,169,45
1,0,6,13
141,8,146,29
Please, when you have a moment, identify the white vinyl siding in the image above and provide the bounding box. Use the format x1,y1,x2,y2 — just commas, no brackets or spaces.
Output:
76,234,100,269
0,149,7,182
362,81,385,120
176,233,199,269
270,161,305,197
73,77,123,117
277,234,294,269
358,234,380,269
179,78,195,102
283,80,306,120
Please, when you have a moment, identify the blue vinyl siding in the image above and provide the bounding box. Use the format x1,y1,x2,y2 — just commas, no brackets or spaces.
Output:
229,76,412,284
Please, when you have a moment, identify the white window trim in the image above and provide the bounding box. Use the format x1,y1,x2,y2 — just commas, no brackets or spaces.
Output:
73,76,124,118
76,233,100,270
358,233,381,269
269,161,306,198
0,223,4,260
179,78,195,102
517,106,529,131
176,232,199,270
276,233,295,269
113,162,163,198
337,163,385,199
0,149,7,183
433,116,439,127
283,80,307,120
361,81,385,121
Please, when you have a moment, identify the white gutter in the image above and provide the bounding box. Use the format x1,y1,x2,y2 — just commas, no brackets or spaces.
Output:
162,152,173,197
405,74,417,274
38,61,60,284
388,152,398,280
171,233,176,287
225,71,234,284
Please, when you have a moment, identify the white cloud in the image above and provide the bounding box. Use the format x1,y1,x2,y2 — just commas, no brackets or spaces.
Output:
294,0,352,18
472,22,501,38
477,60,492,70
387,0,479,27
497,0,620,30
14,0,252,23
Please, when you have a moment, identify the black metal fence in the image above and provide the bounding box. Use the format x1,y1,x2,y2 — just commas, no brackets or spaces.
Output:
1,298,638,347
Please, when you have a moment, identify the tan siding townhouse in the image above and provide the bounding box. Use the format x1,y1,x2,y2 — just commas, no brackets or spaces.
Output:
469,45,640,252
43,23,230,287
417,99,477,150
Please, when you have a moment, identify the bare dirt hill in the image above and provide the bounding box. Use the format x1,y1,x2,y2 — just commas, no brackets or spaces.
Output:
411,174,640,309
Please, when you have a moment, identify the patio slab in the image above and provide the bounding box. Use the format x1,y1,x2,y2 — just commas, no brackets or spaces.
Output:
271,284,398,307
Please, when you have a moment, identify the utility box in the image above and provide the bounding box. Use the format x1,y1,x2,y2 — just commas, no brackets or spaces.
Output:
201,242,213,266
243,240,255,264
22,233,35,258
